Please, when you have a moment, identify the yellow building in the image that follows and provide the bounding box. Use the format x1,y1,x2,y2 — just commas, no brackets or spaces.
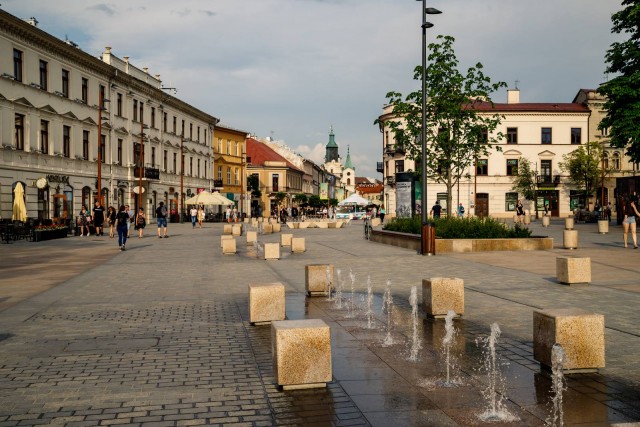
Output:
213,125,248,215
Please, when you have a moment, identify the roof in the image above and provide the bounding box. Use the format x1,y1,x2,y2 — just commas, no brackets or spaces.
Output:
471,101,590,113
246,138,303,172
343,147,354,170
326,127,338,148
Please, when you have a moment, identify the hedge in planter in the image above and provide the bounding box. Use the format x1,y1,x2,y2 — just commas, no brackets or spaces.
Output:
32,226,69,242
382,216,531,239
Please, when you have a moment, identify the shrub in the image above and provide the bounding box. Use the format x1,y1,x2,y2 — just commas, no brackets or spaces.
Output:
382,216,532,239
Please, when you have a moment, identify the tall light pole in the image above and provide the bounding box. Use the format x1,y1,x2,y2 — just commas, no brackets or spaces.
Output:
97,90,109,206
180,134,184,223
418,1,441,255
137,121,149,212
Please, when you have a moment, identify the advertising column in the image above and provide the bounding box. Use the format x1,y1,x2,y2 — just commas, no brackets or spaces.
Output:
395,172,415,218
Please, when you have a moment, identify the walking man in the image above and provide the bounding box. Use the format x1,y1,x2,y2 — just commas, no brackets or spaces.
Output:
156,201,168,238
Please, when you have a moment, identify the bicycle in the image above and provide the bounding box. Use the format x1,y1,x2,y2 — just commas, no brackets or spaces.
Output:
363,217,372,240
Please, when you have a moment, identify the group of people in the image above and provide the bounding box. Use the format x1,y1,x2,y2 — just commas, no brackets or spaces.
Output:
78,201,170,250
225,206,240,223
189,205,206,228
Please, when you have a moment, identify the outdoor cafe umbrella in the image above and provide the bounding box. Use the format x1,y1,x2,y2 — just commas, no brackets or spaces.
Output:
184,191,233,206
338,193,369,206
12,182,27,222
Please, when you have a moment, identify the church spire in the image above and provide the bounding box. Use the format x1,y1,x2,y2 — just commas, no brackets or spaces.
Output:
344,145,354,170
325,126,339,162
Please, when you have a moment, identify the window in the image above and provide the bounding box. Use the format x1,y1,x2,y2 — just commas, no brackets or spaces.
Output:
82,130,89,160
181,120,185,137
173,116,177,134
40,120,49,154
227,140,231,155
163,112,167,131
395,160,404,173
117,93,122,116
190,157,193,176
197,159,201,177
272,174,279,192
117,139,123,165
227,167,231,184
13,49,23,82
204,129,207,144
603,152,609,169
61,69,69,98
506,127,518,144
506,159,518,176
218,166,223,180
189,123,193,139
197,126,201,142
476,159,488,176
235,141,239,156
173,153,177,173
63,125,71,157
151,107,156,128
133,143,142,167
204,161,207,178
151,147,156,167
133,100,138,122
478,128,488,144
100,135,106,163
541,160,552,181
38,60,48,90
571,128,582,144
139,102,144,124
81,78,88,103
505,192,518,211
15,114,25,150
612,152,620,170
163,150,168,172
218,138,223,153
99,85,106,108
234,167,239,185
541,127,552,144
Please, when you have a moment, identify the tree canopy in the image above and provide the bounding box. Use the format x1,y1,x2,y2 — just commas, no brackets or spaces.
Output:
559,141,605,198
375,35,506,212
598,0,640,162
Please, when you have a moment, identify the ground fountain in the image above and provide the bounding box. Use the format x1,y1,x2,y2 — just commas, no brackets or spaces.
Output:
334,268,343,309
381,281,395,347
438,310,463,387
366,275,373,329
476,323,518,422
347,269,356,318
326,266,333,301
548,343,566,427
408,286,422,362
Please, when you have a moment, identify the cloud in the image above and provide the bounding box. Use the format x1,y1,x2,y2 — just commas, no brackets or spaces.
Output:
296,144,326,166
85,3,116,16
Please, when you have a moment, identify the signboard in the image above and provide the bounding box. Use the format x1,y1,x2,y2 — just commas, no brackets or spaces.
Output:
320,183,328,200
396,182,413,218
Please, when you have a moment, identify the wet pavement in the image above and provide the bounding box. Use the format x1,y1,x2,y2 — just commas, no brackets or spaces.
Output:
0,218,639,426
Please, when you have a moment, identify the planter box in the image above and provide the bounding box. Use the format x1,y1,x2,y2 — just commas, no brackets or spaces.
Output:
33,227,69,242
370,229,553,253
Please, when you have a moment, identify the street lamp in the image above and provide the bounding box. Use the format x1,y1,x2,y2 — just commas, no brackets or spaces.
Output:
180,134,185,223
418,1,441,255
137,122,149,212
97,90,110,206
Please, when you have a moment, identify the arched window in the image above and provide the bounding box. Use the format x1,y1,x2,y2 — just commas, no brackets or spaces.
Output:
347,178,351,185
152,191,157,217
612,152,620,170
603,152,609,170
82,186,91,210
118,188,125,208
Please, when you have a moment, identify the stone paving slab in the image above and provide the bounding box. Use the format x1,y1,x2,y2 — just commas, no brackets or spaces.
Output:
0,220,639,426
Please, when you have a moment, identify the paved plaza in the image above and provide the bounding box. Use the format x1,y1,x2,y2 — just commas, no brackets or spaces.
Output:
0,219,639,426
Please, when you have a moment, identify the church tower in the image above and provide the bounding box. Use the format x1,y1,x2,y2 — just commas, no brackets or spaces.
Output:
325,126,339,163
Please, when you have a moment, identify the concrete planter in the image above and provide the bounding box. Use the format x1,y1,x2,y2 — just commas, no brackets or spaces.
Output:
597,220,609,234
542,216,550,227
370,230,553,253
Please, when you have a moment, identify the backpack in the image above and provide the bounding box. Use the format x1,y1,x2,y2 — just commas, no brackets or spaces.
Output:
117,213,128,227
161,206,167,217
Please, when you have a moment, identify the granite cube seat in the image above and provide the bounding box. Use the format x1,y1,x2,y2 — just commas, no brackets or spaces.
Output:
291,237,306,253
262,224,273,234
246,230,257,245
249,283,286,325
264,242,280,260
272,223,281,233
422,277,464,318
223,224,233,235
556,256,591,284
305,264,333,296
232,224,243,236
281,233,293,246
220,234,233,248
222,237,236,255
271,319,331,389
563,229,578,249
533,308,605,373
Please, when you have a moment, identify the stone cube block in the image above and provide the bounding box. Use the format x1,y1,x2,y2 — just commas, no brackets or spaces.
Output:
422,277,464,317
298,222,310,229
533,308,605,372
251,218,258,227
327,221,337,228
262,224,273,234
220,234,233,248
291,237,306,253
542,216,550,227
565,217,574,230
249,283,286,325
232,224,243,236
272,319,331,389
273,223,281,233
258,217,264,223
563,229,578,249
223,224,233,235
244,218,249,224
246,230,257,245
264,242,280,260
556,257,591,284
281,233,293,246
222,238,236,255
305,264,333,296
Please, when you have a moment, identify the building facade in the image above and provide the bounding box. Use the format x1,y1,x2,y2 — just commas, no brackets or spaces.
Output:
377,88,626,219
213,124,248,214
0,10,218,223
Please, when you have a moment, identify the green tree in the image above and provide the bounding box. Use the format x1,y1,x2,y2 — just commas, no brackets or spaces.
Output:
274,192,287,206
247,175,261,198
308,195,322,208
293,193,308,205
375,35,506,212
598,0,640,162
510,158,538,216
560,141,604,204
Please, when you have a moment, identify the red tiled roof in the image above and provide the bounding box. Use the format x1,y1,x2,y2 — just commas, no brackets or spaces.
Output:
245,138,303,172
471,101,590,113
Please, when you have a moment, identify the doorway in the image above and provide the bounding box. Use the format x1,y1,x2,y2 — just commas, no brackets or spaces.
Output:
476,193,489,217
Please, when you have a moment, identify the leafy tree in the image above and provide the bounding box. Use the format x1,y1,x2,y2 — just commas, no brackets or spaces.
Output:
247,174,261,198
560,141,604,204
375,35,506,212
274,192,287,206
598,0,640,162
510,158,538,217
308,195,322,208
293,193,308,205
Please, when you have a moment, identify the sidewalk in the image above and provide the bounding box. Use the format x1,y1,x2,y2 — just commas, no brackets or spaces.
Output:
0,220,639,426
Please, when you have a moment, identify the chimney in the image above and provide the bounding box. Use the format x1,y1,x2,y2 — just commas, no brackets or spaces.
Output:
507,89,520,104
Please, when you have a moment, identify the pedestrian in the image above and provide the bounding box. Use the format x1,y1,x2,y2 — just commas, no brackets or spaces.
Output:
79,205,89,237
106,206,116,238
622,199,640,249
125,204,133,237
379,205,386,224
543,203,550,217
92,200,105,236
197,205,205,228
457,203,465,218
606,202,612,222
115,205,129,251
135,207,146,238
430,200,442,219
232,206,239,223
225,206,231,223
516,200,525,223
190,205,198,228
155,201,168,238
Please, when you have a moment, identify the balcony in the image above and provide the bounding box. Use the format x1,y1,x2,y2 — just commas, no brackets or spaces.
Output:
386,176,395,186
377,162,384,173
536,175,561,187
384,144,405,156
133,164,160,180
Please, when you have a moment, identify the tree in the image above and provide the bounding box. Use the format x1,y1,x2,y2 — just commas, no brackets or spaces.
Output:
559,141,604,206
308,195,322,209
293,193,308,205
247,174,261,198
598,0,640,162
510,158,538,216
375,35,506,213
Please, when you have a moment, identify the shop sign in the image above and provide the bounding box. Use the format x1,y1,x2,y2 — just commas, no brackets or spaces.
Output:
46,174,69,184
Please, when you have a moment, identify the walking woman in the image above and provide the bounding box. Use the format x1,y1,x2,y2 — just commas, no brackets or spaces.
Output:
197,205,205,228
135,207,146,238
79,205,89,237
623,199,640,248
107,206,117,238
115,205,129,251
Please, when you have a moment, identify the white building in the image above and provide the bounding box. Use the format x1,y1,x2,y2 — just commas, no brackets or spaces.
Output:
377,88,630,219
0,9,219,223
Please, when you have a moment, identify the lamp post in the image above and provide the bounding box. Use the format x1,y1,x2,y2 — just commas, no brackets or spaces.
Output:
180,134,184,223
418,1,441,255
137,121,149,212
97,90,109,206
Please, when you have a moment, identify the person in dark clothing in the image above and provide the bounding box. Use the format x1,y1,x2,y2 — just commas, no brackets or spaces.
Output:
430,201,442,218
115,205,129,251
92,201,105,236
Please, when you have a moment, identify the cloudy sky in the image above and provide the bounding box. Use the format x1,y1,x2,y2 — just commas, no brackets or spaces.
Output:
3,0,623,177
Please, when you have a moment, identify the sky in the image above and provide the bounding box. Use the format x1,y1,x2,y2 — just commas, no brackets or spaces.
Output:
3,0,624,178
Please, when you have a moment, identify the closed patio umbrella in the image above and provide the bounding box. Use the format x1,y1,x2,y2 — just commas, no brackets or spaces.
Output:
12,182,27,222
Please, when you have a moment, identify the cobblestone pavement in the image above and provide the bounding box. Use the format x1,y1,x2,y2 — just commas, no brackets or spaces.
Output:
0,219,639,426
